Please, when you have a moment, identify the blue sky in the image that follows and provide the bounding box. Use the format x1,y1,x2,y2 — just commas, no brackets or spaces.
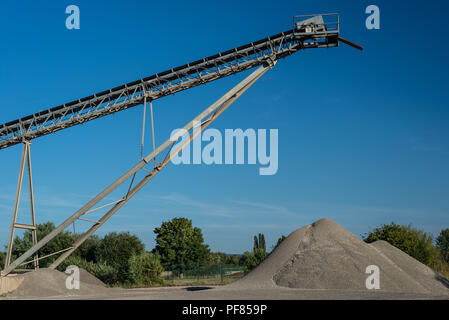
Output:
0,0,448,254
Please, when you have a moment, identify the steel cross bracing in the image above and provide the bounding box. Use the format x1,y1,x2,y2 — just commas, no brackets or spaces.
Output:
0,24,339,150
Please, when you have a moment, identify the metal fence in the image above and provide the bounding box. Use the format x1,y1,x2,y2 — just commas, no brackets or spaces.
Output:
162,264,244,283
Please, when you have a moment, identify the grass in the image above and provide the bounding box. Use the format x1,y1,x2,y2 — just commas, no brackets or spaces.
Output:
163,273,244,287
429,247,449,280
431,260,449,280
112,272,245,289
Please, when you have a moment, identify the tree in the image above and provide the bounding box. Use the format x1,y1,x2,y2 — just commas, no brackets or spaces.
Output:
230,254,242,266
207,252,229,265
95,232,145,283
153,217,210,267
242,249,267,273
272,235,287,251
243,233,268,273
363,222,433,265
436,229,449,263
0,251,5,269
75,234,102,263
11,222,75,268
253,233,266,252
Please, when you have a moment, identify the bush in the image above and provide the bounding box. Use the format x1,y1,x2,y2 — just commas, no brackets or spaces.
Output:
128,252,164,286
95,232,145,283
436,229,449,263
363,222,434,265
242,249,268,273
74,235,102,263
57,255,119,285
428,246,449,280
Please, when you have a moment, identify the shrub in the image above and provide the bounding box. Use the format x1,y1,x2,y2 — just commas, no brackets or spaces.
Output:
57,255,118,285
436,229,449,263
95,232,145,283
128,252,164,286
74,235,102,263
363,222,433,265
242,249,268,273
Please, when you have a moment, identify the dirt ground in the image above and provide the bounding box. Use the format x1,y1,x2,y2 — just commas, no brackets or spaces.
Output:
2,285,449,300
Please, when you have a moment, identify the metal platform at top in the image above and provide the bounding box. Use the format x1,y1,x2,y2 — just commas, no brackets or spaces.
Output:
0,14,341,150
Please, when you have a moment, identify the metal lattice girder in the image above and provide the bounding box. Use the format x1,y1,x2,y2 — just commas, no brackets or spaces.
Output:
5,141,39,270
0,18,340,150
1,63,272,276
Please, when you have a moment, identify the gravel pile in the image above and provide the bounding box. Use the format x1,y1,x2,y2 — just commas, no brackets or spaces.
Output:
228,218,449,295
9,268,109,298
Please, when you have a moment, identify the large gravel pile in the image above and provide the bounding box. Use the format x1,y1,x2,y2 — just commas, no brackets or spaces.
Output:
228,218,449,295
10,268,109,298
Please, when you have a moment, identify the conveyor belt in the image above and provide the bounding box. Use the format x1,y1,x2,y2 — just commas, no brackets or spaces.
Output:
0,17,339,150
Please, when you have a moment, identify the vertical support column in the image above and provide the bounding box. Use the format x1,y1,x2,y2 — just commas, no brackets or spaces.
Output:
4,141,39,270
141,95,156,165
25,142,39,269
150,100,156,154
5,143,27,268
141,96,147,160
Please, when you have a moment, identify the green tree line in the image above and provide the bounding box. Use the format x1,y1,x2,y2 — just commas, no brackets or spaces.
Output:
0,218,244,286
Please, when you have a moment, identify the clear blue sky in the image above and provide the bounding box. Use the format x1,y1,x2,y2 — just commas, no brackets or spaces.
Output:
0,0,448,254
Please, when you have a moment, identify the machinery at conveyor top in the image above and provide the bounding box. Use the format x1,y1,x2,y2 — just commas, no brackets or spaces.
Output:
1,14,362,277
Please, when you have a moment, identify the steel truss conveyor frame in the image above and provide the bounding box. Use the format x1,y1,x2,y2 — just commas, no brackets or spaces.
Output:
0,14,340,150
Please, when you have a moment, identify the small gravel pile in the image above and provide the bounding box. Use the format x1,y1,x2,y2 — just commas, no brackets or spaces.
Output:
10,268,109,298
